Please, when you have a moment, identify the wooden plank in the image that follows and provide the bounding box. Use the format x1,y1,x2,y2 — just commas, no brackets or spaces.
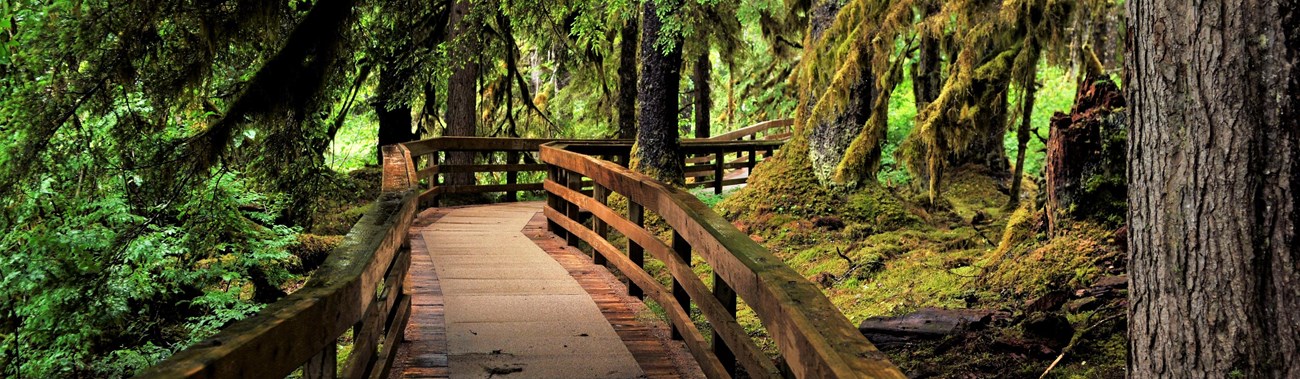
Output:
505,152,520,202
670,231,691,341
433,183,542,195
592,183,610,266
522,213,700,378
369,294,411,379
705,119,793,142
539,143,905,379
713,272,738,376
433,163,547,174
564,170,583,247
136,193,418,379
628,201,645,299
342,301,381,379
713,150,725,194
304,342,337,379
544,207,730,379
545,182,781,378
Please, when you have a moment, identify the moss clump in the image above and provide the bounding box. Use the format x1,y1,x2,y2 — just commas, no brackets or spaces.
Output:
981,221,1116,298
843,184,921,233
287,233,343,273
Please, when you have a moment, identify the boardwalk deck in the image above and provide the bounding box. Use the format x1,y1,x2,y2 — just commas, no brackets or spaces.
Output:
392,202,698,379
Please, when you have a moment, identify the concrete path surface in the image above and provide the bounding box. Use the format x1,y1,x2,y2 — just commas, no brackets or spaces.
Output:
420,202,645,379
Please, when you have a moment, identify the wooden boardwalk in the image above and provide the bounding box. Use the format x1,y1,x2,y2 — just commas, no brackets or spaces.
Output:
391,202,700,378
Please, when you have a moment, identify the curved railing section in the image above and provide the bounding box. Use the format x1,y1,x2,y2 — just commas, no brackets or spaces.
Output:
135,145,421,379
540,140,904,379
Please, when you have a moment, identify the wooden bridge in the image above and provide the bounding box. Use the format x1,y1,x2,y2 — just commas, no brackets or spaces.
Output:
135,120,906,379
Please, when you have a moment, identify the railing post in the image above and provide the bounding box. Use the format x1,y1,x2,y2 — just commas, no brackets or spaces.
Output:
432,150,442,207
592,183,610,266
671,231,691,341
747,147,757,174
565,170,582,247
714,148,725,195
304,342,337,379
546,164,564,237
505,151,519,202
627,201,645,299
713,272,738,376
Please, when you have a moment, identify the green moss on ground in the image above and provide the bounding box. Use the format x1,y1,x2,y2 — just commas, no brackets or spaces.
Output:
713,164,1125,377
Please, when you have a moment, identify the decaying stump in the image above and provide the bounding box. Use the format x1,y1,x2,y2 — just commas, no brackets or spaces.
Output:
1045,76,1127,234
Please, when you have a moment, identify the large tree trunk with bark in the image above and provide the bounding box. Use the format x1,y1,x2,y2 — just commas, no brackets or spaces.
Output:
375,66,417,164
803,0,875,184
1126,0,1300,377
444,0,479,187
694,52,711,139
617,16,639,139
631,0,684,184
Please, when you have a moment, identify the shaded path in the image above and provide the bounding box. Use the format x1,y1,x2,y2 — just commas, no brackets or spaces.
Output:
393,202,697,378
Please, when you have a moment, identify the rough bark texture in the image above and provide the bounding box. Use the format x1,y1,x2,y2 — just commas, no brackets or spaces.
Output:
631,0,684,184
1044,76,1126,233
1126,0,1300,377
444,0,478,186
805,0,873,184
375,67,417,164
617,16,639,139
693,52,711,139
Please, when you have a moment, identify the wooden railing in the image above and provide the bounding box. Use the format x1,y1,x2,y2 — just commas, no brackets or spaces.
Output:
706,118,794,142
541,140,905,379
135,145,421,379
402,137,570,205
400,123,793,202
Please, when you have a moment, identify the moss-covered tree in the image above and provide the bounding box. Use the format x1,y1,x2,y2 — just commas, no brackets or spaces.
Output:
631,0,685,184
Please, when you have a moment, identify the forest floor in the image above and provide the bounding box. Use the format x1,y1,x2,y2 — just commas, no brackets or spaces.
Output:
714,162,1127,378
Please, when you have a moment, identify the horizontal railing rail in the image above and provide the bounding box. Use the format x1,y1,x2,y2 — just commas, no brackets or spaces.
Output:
402,137,609,205
540,140,904,379
707,118,795,142
136,145,421,379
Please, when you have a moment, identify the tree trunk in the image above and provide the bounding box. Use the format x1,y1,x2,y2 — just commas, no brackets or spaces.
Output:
1126,0,1299,377
948,74,1011,177
805,2,874,184
375,66,416,164
912,5,942,113
617,15,639,139
1007,76,1036,207
444,0,478,187
631,0,684,184
694,51,711,139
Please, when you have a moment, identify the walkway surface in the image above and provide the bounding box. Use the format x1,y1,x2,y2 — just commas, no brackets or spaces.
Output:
392,202,695,379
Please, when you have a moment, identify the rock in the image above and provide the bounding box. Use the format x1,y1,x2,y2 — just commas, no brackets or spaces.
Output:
1065,297,1100,313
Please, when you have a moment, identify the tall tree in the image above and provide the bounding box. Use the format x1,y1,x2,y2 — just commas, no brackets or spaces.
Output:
693,50,711,139
374,66,418,162
631,0,684,184
617,15,640,139
444,0,479,187
1126,0,1300,377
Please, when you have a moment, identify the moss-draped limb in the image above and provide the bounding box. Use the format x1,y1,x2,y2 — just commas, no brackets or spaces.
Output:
185,0,356,171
